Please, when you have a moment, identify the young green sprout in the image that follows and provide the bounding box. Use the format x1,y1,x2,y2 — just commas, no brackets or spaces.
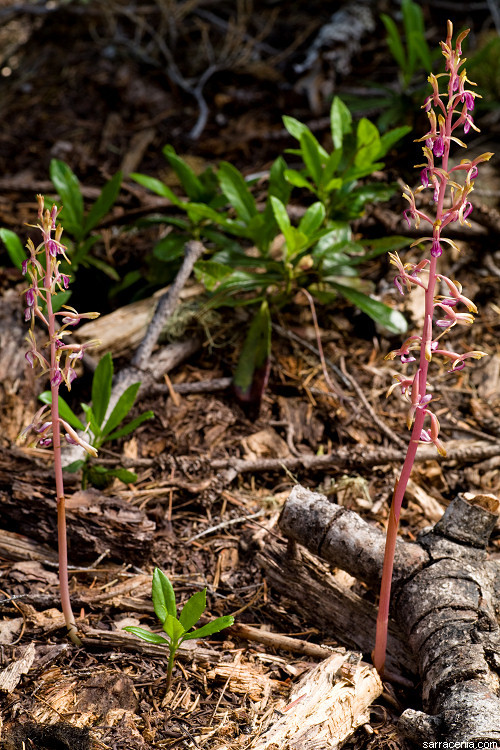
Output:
124,568,234,690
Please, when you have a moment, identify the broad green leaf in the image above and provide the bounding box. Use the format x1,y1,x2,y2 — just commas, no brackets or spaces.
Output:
381,13,407,73
86,254,120,281
130,173,183,206
330,282,408,334
181,615,234,641
270,196,295,253
377,126,412,159
299,130,325,185
72,235,100,267
324,177,343,192
39,391,86,431
152,568,176,622
179,589,206,631
63,459,85,473
283,169,315,191
153,233,188,262
233,301,271,397
268,156,292,204
330,97,352,151
123,626,169,645
162,613,185,642
101,382,140,437
321,149,343,189
91,352,113,428
283,115,311,142
355,119,382,168
163,145,206,202
403,0,431,71
218,162,257,224
0,229,25,271
101,467,138,484
104,410,154,442
49,159,84,238
194,260,234,291
84,171,122,234
298,202,325,237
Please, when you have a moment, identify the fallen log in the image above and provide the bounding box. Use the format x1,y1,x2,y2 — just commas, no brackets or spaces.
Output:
261,485,500,744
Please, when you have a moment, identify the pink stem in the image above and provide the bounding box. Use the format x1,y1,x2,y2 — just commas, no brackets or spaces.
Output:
45,239,81,646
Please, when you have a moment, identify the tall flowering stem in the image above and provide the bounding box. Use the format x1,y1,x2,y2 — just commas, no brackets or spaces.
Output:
373,22,493,674
19,195,100,645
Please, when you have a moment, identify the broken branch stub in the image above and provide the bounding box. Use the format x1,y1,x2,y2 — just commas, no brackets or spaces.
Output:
275,485,500,743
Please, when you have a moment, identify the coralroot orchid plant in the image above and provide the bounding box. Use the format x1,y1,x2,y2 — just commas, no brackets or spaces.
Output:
19,195,100,645
373,22,493,674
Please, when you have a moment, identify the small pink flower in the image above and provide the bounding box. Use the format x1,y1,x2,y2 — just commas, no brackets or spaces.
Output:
433,137,445,157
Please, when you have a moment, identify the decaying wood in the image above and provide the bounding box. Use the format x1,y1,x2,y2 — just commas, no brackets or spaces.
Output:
251,650,382,750
231,623,342,660
0,642,35,693
257,538,415,679
211,438,500,475
271,484,500,743
0,469,155,563
0,528,58,563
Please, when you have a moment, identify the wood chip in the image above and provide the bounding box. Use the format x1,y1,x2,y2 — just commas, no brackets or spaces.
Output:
0,642,35,693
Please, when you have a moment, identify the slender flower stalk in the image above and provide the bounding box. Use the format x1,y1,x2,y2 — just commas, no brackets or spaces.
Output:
373,22,493,674
18,195,100,645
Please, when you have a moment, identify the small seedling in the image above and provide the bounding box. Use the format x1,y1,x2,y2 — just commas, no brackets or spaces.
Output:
40,352,154,488
124,568,234,690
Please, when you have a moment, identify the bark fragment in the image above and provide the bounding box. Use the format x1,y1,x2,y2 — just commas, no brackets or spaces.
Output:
263,484,500,743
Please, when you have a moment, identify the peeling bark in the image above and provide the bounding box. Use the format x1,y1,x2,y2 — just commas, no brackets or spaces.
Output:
264,485,500,743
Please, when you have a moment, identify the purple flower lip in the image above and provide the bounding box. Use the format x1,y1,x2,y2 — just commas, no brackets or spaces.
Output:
433,137,445,157
22,259,28,275
51,370,63,387
25,288,35,307
464,92,474,110
431,239,442,257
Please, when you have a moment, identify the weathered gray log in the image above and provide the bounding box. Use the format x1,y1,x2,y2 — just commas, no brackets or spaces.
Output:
268,485,500,743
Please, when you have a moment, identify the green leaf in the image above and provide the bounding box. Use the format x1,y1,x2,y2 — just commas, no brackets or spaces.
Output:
163,145,207,202
330,97,352,151
194,260,233,291
130,173,183,206
181,615,234,641
381,13,407,73
321,149,343,189
283,169,315,191
100,467,138,484
84,171,122,235
355,119,382,168
377,126,412,159
85,254,120,281
179,589,206,631
104,411,154,442
123,626,169,645
269,196,295,253
0,229,26,271
49,159,84,239
38,391,86,431
63,460,85,473
101,382,140,437
72,235,100,267
268,156,292,204
233,301,271,397
299,130,325,185
330,282,408,334
283,115,310,142
91,353,113,428
153,233,188,262
162,613,185,642
218,162,257,224
152,568,176,622
298,202,325,237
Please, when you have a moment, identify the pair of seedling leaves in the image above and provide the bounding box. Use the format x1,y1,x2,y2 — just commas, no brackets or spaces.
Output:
124,568,234,674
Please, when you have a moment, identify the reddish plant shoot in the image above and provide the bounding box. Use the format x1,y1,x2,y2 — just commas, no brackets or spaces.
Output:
373,22,493,674
19,195,100,644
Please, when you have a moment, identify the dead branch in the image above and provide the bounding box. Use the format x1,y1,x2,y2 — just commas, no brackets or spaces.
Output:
267,485,500,744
